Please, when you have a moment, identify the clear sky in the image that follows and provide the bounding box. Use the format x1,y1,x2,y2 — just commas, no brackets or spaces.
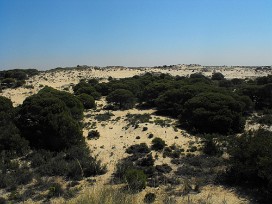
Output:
0,0,271,70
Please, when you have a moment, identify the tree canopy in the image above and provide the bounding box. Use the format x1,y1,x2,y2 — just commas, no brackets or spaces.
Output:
15,87,84,151
106,89,136,109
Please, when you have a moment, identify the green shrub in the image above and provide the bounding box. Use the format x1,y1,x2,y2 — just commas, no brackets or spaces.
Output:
227,129,272,201
0,96,13,112
182,92,246,134
155,164,172,174
211,72,225,80
94,112,114,121
29,150,54,168
142,127,148,131
36,145,106,180
151,138,166,151
125,113,151,127
106,89,136,110
189,146,197,152
47,183,64,198
77,94,96,109
125,169,147,191
136,154,154,167
87,130,100,140
203,139,220,156
15,88,84,151
126,143,150,155
148,134,154,139
113,158,134,183
144,193,156,203
0,163,33,190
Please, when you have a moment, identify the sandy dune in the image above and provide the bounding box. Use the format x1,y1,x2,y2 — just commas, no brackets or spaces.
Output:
1,66,267,203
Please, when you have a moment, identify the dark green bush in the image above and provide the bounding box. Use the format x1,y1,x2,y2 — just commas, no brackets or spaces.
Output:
125,113,151,127
227,129,272,201
28,150,54,168
0,163,33,190
182,92,245,134
126,143,150,155
136,154,154,167
0,97,29,157
94,112,114,121
87,130,100,139
0,96,13,112
36,145,106,180
125,169,147,191
144,193,156,203
211,72,225,80
203,139,220,156
142,127,148,131
151,138,166,151
73,81,101,99
47,183,64,198
148,134,154,139
77,94,96,109
155,164,172,174
15,88,84,151
106,89,136,109
114,159,134,183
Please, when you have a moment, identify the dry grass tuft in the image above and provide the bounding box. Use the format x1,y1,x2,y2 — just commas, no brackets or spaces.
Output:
59,186,137,204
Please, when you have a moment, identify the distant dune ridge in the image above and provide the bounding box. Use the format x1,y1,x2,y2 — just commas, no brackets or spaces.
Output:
1,64,270,106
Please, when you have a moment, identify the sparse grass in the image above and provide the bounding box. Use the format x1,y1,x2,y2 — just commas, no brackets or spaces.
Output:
63,186,137,204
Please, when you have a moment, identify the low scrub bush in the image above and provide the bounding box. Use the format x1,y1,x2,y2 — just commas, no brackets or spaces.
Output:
87,130,100,140
144,193,156,203
125,113,151,127
47,183,64,198
155,164,172,174
126,143,150,155
125,169,147,192
151,137,166,151
94,112,114,121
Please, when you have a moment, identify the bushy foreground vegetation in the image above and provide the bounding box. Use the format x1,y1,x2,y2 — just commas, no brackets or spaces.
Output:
0,87,105,203
226,129,272,202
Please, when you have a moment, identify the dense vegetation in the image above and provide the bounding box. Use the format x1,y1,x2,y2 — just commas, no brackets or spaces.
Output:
226,129,272,202
0,69,39,89
1,70,272,202
0,87,104,203
75,72,271,201
77,72,259,134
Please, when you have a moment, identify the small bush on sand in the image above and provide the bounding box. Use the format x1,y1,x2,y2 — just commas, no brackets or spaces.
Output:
125,169,147,192
144,193,156,203
87,130,100,140
95,112,114,121
151,137,166,151
126,143,150,155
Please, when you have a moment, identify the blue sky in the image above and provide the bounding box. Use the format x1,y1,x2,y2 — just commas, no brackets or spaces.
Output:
0,0,271,70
